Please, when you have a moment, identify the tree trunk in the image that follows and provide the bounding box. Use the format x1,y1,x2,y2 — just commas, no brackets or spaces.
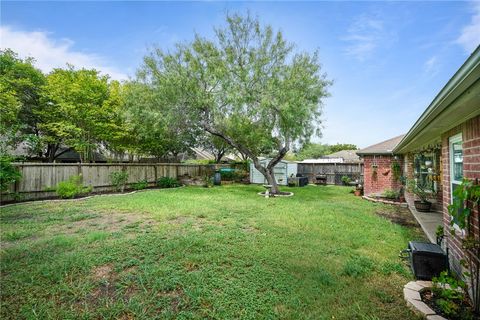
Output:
252,158,280,194
264,167,280,194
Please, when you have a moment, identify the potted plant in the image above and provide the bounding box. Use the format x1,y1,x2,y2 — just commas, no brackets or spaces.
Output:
354,184,363,196
407,179,434,212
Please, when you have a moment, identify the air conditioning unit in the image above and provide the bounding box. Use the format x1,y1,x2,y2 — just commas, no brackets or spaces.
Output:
408,241,448,280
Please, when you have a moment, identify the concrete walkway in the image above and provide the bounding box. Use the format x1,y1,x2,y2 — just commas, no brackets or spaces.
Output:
406,198,443,243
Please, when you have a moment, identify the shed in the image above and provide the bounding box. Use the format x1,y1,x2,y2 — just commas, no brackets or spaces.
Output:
250,159,297,186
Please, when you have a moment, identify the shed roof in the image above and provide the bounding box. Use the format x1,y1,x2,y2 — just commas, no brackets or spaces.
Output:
356,134,405,156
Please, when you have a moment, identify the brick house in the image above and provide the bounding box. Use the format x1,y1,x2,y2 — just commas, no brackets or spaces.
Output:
358,46,480,276
356,135,405,197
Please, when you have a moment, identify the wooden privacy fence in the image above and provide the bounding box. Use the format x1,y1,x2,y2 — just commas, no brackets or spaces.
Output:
297,162,364,185
2,163,233,202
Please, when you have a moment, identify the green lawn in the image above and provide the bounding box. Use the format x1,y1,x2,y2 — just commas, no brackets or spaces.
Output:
0,185,425,319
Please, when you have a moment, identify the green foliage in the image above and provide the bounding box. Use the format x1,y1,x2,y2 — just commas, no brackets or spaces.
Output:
406,179,434,203
110,171,129,192
432,271,473,319
138,13,330,193
382,189,399,199
219,169,247,182
328,143,358,154
341,176,352,185
122,81,200,160
448,178,480,230
0,157,22,193
296,143,358,160
132,180,149,190
39,66,124,162
296,143,331,160
0,49,46,153
55,175,91,199
391,160,401,182
157,177,180,188
446,178,480,313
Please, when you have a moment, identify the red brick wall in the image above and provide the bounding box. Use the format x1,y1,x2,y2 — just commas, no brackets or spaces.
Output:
441,115,480,274
363,155,404,196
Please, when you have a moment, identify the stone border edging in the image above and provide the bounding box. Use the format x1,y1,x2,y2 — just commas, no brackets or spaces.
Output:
403,281,447,320
0,185,185,208
363,195,408,207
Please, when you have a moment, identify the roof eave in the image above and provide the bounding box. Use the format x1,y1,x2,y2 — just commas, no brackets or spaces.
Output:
394,46,480,154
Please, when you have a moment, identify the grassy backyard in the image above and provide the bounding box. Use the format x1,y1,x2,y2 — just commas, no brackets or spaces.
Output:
0,185,424,319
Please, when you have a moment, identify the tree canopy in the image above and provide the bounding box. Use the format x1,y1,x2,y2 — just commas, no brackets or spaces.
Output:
139,13,331,193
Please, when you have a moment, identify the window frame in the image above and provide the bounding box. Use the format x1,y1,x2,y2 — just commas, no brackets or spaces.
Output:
449,133,463,203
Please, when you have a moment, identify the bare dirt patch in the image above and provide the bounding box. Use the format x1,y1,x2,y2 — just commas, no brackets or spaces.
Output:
49,211,157,236
88,264,118,303
375,206,419,227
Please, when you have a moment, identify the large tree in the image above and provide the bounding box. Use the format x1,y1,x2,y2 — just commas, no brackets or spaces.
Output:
122,81,199,161
139,13,330,193
0,49,46,155
38,66,124,162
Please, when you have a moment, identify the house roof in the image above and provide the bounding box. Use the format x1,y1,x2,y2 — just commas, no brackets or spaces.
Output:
394,45,480,153
325,150,362,163
356,134,406,156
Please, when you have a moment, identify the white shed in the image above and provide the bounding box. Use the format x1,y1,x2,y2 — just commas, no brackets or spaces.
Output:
249,159,298,186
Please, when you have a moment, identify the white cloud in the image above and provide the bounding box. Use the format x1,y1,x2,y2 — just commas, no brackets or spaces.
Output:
423,55,439,77
0,26,129,80
342,15,385,61
457,2,480,53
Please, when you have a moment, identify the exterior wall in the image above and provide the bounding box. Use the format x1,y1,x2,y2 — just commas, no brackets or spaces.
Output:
441,115,480,274
363,155,404,196
403,152,444,212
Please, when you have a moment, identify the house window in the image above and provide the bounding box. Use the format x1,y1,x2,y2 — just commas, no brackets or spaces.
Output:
449,133,463,202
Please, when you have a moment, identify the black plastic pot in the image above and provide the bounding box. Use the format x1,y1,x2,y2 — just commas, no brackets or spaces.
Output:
414,201,432,212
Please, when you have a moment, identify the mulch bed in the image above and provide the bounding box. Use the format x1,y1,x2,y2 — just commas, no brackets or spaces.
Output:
420,289,479,320
375,206,419,227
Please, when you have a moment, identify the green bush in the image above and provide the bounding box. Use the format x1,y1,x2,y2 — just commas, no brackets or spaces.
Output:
157,177,180,188
0,156,22,192
341,176,352,185
110,171,129,192
382,189,399,199
56,175,92,199
132,180,148,190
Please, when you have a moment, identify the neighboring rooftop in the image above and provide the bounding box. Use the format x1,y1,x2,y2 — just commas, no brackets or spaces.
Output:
356,134,406,156
325,150,362,163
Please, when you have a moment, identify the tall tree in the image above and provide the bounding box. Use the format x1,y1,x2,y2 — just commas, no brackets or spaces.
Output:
122,81,199,161
201,134,233,163
139,13,330,193
0,49,45,155
38,66,123,162
296,143,331,160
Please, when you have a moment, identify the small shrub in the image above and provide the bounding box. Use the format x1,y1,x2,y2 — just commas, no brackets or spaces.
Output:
56,175,91,199
0,156,22,192
157,177,180,188
110,171,129,192
382,189,399,199
341,175,352,185
132,180,148,190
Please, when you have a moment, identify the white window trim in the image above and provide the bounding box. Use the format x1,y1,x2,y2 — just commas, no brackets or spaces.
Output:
449,133,464,235
449,133,463,189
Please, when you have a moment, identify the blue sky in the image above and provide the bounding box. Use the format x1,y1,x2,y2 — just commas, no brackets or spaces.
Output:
1,1,479,148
